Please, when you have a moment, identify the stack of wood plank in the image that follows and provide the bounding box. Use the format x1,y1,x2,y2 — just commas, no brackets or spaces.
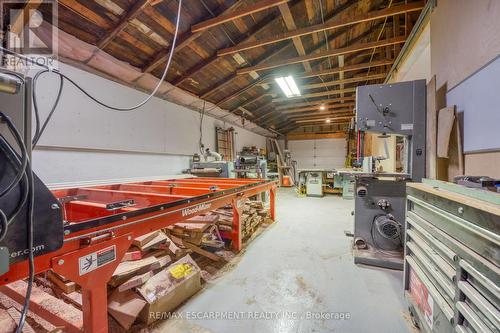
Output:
164,214,225,263
33,230,195,330
213,205,233,233
212,200,270,239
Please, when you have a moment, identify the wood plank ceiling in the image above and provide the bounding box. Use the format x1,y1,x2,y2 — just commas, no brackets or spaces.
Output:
53,0,425,135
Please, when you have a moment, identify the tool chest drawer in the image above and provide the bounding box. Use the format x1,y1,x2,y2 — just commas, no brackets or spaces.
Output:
404,180,499,333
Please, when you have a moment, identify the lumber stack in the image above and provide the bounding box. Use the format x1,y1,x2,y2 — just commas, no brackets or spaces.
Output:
164,214,225,263
212,200,271,239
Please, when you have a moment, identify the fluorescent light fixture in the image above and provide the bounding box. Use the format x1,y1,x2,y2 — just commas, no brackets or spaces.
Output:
275,75,301,98
232,53,246,65
249,71,260,80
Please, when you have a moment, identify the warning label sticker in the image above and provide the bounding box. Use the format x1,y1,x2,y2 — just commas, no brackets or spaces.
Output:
408,268,434,328
78,245,116,276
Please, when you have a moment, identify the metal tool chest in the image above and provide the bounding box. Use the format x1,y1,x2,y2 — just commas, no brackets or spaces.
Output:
404,179,499,333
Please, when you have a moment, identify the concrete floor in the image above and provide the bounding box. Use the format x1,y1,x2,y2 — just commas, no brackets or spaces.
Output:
153,188,413,333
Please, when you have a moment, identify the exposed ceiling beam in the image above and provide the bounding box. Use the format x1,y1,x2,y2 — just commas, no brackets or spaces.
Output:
214,75,270,106
281,103,355,114
218,1,423,56
289,110,354,120
300,72,387,90
276,120,296,130
143,1,244,73
254,111,274,123
238,36,406,74
286,132,347,139
9,0,42,34
261,113,288,127
275,96,355,110
288,117,352,126
273,87,357,102
295,116,353,124
97,0,150,49
296,58,394,79
58,0,112,29
278,3,312,72
191,0,290,33
228,93,274,114
252,100,275,118
275,120,299,132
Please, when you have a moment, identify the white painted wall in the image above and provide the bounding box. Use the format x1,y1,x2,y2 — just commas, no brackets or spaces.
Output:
289,139,346,170
389,23,431,83
30,63,266,184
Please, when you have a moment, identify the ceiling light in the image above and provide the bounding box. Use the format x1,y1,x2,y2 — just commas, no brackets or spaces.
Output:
275,75,301,98
325,119,331,123
232,53,246,65
319,104,326,111
249,71,260,80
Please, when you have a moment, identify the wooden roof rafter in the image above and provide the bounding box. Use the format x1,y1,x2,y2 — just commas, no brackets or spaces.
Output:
191,0,291,32
274,96,356,110
289,110,354,120
97,0,151,50
273,87,357,102
278,3,312,71
218,1,424,56
238,36,406,74
280,102,355,114
142,0,246,74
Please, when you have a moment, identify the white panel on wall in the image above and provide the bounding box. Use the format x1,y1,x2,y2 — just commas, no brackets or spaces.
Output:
289,139,346,170
28,63,266,183
446,56,500,153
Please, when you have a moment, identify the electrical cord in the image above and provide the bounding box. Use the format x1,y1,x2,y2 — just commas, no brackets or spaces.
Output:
31,70,64,146
0,113,34,332
0,114,30,233
15,158,34,333
0,113,28,199
199,100,206,154
0,210,7,241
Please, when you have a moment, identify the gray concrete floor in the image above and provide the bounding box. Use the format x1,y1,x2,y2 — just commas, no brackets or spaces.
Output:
152,188,413,333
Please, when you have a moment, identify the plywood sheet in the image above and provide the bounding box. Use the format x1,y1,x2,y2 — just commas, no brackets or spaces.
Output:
437,106,455,158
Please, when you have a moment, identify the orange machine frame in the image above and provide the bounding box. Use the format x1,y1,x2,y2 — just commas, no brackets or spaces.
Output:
0,177,277,332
